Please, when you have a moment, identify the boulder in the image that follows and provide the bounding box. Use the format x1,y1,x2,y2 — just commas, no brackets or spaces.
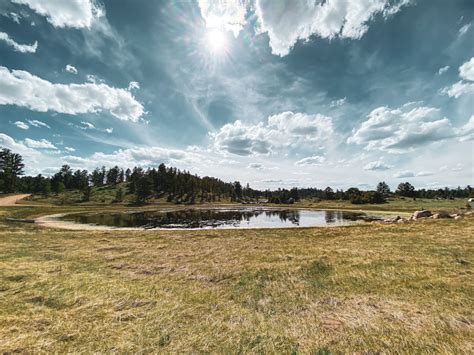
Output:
412,210,432,219
397,218,408,224
454,215,463,220
432,211,451,219
384,215,401,223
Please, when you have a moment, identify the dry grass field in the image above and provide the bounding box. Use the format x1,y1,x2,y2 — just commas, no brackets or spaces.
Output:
0,202,473,353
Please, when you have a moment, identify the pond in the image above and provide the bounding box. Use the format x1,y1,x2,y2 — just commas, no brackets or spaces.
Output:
60,208,381,229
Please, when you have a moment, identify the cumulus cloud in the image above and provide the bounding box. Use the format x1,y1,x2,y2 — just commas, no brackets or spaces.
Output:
23,138,56,149
442,57,474,98
211,111,333,156
459,57,474,81
442,80,474,98
0,133,42,162
295,155,326,166
65,64,78,74
197,0,247,37
65,146,76,152
348,104,455,153
255,0,410,56
0,66,144,121
437,65,450,75
128,81,140,91
27,119,50,129
14,121,29,130
394,170,434,178
363,160,393,171
63,146,197,170
12,0,103,29
0,32,37,53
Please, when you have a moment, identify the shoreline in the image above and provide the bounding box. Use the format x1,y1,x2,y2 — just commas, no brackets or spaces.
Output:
34,207,398,231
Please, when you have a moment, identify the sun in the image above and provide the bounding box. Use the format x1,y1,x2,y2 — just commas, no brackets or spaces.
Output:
206,28,228,55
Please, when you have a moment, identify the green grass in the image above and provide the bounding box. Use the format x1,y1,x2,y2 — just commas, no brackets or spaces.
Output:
0,203,472,352
28,183,130,205
292,197,470,212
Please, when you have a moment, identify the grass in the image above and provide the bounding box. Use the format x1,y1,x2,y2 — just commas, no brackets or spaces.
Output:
0,202,473,352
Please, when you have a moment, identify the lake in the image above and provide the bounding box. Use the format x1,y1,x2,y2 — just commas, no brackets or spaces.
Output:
60,208,380,229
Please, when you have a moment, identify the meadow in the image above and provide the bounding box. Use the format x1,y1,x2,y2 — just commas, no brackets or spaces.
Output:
0,199,473,353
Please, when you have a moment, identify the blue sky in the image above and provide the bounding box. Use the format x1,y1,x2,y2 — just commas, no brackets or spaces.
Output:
0,0,473,190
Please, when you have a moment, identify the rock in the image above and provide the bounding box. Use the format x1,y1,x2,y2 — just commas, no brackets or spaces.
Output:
432,211,451,219
454,216,463,220
397,218,407,223
412,210,432,219
384,215,401,223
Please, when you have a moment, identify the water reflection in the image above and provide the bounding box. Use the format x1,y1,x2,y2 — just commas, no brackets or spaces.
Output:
62,208,375,229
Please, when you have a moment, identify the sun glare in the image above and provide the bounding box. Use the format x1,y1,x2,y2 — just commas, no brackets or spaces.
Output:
206,28,228,55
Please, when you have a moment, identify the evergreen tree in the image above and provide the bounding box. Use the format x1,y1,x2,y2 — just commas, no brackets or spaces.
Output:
135,175,152,204
0,148,24,193
376,181,391,195
396,182,415,197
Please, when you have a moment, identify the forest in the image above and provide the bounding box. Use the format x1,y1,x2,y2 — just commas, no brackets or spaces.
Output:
1,147,473,205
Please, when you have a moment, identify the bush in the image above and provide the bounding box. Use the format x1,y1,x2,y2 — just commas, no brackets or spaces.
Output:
350,191,386,204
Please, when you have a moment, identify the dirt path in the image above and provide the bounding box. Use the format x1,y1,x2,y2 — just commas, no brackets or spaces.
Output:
0,194,31,206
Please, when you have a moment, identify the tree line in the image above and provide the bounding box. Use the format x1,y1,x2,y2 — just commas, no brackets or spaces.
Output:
1,148,472,204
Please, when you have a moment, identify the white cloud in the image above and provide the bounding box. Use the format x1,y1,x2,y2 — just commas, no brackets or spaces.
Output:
442,57,474,98
65,64,78,74
80,121,95,130
198,0,247,37
248,163,265,170
442,80,474,98
1,12,22,24
0,32,37,53
330,97,347,107
255,0,410,56
211,111,333,156
105,127,113,134
459,23,471,36
14,121,29,130
295,155,326,166
459,57,474,81
23,138,56,149
65,146,76,152
247,163,278,170
437,65,449,75
363,160,393,171
348,104,456,153
128,81,140,91
0,134,43,166
0,66,144,121
63,146,198,170
12,0,103,29
394,170,434,178
27,119,50,129
416,171,434,177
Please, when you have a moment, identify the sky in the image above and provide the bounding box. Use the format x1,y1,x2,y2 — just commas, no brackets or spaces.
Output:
0,0,473,190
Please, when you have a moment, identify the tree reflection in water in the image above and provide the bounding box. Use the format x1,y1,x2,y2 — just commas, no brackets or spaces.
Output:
64,208,372,229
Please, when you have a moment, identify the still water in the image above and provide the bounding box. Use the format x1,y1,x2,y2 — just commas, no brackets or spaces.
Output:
61,208,378,229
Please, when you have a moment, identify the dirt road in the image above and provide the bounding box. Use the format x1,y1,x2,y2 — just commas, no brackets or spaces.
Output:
0,194,31,206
